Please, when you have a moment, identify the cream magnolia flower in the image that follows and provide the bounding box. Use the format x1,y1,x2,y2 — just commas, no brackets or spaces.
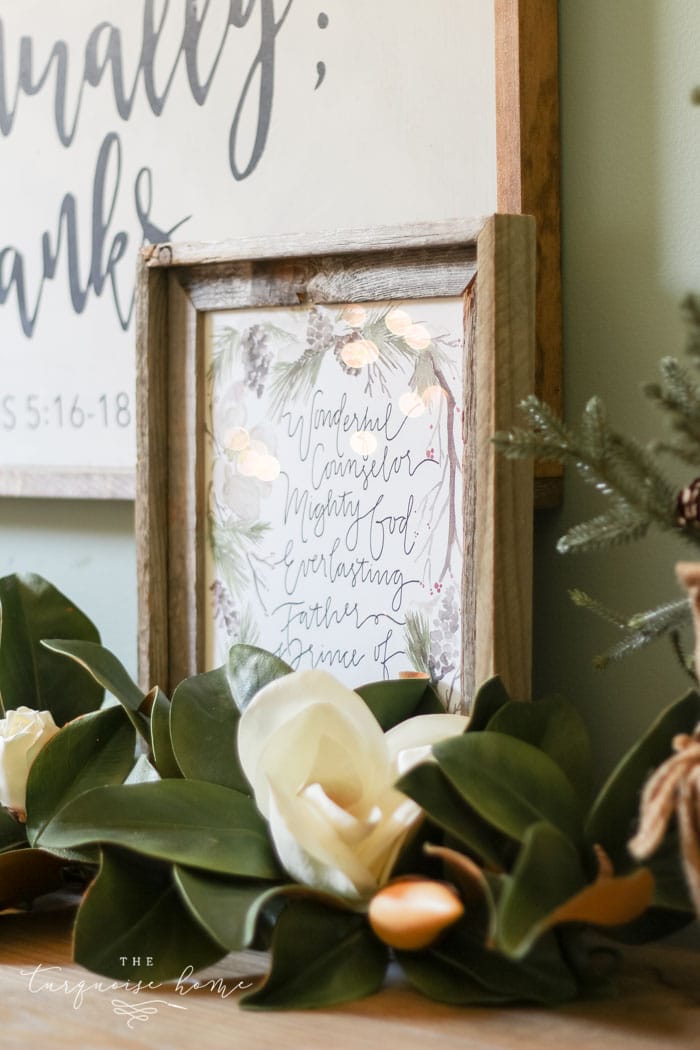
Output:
0,707,59,812
237,670,468,900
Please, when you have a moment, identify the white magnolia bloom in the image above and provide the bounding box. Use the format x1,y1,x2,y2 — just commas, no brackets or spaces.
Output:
0,707,59,812
237,670,468,900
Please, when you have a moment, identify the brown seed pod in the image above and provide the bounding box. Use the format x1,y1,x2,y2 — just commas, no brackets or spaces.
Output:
368,878,464,951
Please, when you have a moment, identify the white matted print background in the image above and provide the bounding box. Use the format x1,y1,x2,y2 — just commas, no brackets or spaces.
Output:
204,297,465,708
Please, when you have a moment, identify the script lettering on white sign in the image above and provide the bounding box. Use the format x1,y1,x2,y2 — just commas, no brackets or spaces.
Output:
204,297,465,706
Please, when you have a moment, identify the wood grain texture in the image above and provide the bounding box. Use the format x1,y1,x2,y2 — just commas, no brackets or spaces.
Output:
142,219,489,269
496,0,563,490
461,278,479,704
179,248,478,312
135,259,170,692
1,910,698,1050
166,275,203,688
474,215,535,699
0,469,134,500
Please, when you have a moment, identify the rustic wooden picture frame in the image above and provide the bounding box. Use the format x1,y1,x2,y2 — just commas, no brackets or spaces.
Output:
136,215,535,706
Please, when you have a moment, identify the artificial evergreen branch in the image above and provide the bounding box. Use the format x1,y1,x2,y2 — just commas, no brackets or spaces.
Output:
682,294,700,365
646,356,700,464
568,589,629,629
404,610,432,678
494,395,679,536
494,319,700,669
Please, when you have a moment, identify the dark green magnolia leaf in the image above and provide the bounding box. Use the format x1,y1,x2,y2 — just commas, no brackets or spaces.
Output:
603,830,695,943
0,848,66,909
26,705,136,847
396,920,577,1006
174,869,351,953
433,732,584,844
356,678,444,731
170,666,247,792
227,644,292,712
240,899,388,1010
0,807,27,853
37,779,282,879
586,690,700,869
467,676,512,731
0,573,102,724
423,843,499,930
396,762,509,870
41,639,149,741
74,848,226,981
486,696,593,805
495,822,586,958
148,688,181,779
174,867,283,951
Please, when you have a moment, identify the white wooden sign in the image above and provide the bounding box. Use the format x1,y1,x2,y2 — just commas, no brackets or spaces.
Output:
0,0,500,497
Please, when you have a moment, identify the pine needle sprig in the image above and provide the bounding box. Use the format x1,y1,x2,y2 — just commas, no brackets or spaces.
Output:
645,356,700,464
627,596,691,636
604,431,678,521
404,610,432,677
495,395,678,535
267,349,325,420
558,506,648,555
569,589,629,629
592,597,691,669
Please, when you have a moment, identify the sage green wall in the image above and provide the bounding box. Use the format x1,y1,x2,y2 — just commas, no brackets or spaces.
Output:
1,1,698,782
534,0,700,778
0,498,137,675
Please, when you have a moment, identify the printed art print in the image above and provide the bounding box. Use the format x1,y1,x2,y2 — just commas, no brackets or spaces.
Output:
204,298,465,708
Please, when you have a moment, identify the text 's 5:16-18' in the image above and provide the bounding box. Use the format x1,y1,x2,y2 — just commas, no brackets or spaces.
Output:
1,393,132,431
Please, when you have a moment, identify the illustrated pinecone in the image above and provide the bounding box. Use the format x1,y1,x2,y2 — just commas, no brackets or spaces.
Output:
241,325,272,397
306,307,333,354
210,579,239,637
677,478,700,528
333,332,362,376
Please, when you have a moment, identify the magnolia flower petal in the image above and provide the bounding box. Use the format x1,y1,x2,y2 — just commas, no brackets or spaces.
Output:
268,780,377,899
0,707,58,811
385,713,469,777
301,783,381,846
356,789,424,883
251,706,353,817
238,670,389,809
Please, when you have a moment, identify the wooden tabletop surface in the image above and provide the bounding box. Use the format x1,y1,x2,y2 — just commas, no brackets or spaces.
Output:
1,908,698,1050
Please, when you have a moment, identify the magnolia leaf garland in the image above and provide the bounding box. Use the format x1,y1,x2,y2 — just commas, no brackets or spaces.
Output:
0,572,696,1010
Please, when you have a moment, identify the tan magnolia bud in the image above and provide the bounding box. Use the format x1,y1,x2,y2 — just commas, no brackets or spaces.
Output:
368,878,464,951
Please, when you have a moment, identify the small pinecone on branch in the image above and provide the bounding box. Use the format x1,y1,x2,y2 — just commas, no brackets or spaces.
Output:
677,478,700,528
241,325,272,397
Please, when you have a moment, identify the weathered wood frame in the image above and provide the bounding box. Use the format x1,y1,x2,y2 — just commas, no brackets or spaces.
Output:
0,0,559,502
136,215,535,706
